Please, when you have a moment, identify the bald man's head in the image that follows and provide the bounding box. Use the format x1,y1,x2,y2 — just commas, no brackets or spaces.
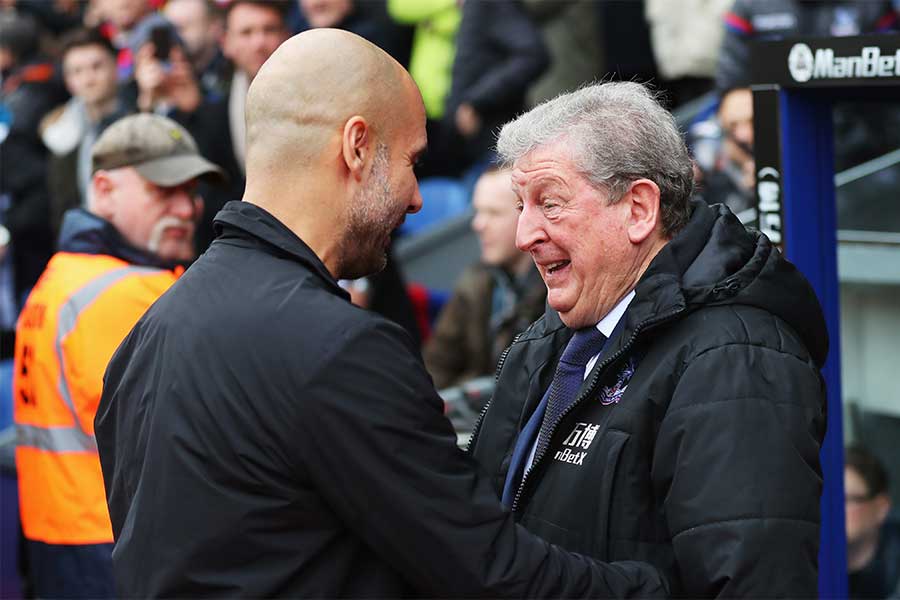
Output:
242,29,427,280
245,28,414,175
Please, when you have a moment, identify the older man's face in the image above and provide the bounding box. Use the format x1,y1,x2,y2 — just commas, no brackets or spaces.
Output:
512,140,634,329
96,167,201,262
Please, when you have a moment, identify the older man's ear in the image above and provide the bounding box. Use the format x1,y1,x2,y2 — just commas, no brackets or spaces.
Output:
625,178,663,244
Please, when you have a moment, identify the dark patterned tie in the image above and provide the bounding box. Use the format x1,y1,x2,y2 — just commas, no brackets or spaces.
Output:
533,327,607,462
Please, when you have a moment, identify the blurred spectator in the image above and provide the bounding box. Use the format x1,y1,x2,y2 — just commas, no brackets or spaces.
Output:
131,15,201,113
5,0,85,38
696,86,757,224
714,0,900,170
442,0,548,176
387,0,460,177
424,167,545,391
175,0,289,252
299,0,412,66
845,445,900,599
163,0,230,99
645,0,731,107
40,27,132,237
96,0,158,79
716,0,897,94
13,113,224,600
523,0,602,108
0,12,68,320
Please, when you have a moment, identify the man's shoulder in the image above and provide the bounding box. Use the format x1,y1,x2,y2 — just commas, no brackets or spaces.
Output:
668,302,815,363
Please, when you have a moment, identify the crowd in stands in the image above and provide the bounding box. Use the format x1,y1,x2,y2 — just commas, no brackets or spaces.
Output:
3,0,898,351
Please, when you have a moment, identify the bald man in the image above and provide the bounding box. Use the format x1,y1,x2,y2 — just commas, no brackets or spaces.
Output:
95,30,667,598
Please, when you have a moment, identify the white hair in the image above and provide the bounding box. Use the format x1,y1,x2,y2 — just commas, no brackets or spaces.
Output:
496,81,694,235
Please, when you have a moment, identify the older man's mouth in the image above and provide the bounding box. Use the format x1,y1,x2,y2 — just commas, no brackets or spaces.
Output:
546,260,570,274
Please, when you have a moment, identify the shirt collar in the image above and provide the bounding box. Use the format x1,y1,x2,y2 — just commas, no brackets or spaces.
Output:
594,289,636,338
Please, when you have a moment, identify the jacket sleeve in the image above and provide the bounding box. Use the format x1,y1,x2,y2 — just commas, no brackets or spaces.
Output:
653,338,826,597
452,1,549,113
387,0,456,24
293,319,668,598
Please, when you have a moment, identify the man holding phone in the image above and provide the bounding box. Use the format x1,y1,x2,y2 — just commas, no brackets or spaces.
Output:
131,14,202,114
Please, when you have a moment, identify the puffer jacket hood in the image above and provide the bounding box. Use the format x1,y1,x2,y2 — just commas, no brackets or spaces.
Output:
642,200,828,367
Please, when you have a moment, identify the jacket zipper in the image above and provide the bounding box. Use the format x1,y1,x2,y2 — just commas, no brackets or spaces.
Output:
511,305,685,513
466,332,523,453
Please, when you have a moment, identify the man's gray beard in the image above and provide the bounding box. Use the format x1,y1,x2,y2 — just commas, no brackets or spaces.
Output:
338,145,395,280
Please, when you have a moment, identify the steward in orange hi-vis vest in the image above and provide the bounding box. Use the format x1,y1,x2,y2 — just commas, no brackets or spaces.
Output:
12,112,225,599
14,249,179,545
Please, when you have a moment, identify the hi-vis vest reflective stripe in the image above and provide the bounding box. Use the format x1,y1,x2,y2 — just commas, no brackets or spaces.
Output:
14,252,179,545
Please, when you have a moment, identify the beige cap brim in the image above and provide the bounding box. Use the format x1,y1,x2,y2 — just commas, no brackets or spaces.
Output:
134,154,228,187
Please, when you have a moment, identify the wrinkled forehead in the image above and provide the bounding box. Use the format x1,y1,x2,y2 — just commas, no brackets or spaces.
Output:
510,142,579,194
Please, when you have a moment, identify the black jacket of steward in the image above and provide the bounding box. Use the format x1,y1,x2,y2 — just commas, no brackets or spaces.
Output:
95,201,669,598
470,201,829,598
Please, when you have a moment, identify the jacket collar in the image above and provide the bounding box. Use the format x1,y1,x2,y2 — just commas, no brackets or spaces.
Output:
57,208,180,270
213,201,349,300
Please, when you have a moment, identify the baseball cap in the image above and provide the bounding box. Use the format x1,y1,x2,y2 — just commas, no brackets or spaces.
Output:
91,113,226,186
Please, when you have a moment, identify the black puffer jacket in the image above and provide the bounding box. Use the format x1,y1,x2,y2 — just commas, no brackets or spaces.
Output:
470,201,828,597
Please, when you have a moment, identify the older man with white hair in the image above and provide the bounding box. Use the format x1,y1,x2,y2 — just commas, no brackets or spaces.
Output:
469,80,829,597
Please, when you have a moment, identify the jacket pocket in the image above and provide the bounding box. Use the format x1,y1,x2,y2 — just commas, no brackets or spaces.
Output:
590,430,630,561
517,429,631,560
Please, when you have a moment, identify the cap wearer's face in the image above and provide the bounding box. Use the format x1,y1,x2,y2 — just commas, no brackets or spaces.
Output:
99,167,201,261
63,44,118,107
472,170,525,271
223,3,288,80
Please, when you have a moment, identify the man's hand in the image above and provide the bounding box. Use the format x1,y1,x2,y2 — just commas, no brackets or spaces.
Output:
455,102,481,138
166,47,201,113
135,44,201,113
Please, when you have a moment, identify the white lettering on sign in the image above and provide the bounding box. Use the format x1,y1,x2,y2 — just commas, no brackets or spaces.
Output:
790,43,900,82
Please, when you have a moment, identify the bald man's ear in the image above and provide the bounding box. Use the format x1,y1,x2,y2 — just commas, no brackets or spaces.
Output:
341,116,370,181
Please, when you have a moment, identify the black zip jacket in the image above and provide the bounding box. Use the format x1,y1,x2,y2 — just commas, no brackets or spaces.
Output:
95,201,671,598
470,201,829,597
